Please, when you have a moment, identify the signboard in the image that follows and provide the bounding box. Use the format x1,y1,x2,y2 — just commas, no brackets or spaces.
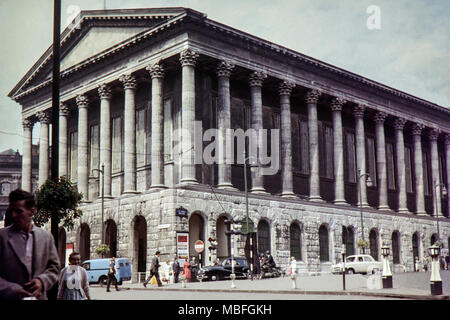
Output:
177,232,189,264
176,207,189,218
194,240,205,253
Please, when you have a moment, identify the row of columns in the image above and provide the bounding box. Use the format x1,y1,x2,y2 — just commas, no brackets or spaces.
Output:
20,49,449,217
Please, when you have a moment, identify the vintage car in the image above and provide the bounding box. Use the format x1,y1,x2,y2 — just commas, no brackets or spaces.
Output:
197,257,251,281
331,254,383,275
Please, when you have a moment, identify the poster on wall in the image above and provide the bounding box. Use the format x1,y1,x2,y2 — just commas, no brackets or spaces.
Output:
176,232,189,265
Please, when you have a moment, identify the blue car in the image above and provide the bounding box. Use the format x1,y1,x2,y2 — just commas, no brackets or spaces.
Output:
81,258,132,286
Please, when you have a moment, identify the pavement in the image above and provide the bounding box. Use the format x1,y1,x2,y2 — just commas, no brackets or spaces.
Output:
119,270,450,300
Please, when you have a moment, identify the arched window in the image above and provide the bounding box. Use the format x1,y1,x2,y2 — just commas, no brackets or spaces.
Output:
412,233,419,260
79,223,90,262
342,226,355,256
257,220,270,255
319,225,329,262
189,212,205,262
392,231,400,264
133,215,147,276
105,219,117,258
369,229,378,261
216,216,229,259
290,223,301,260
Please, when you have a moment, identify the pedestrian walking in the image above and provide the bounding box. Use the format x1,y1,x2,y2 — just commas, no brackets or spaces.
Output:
183,259,191,282
290,256,297,275
445,253,450,270
106,257,120,292
144,251,162,287
57,252,90,300
190,256,198,282
0,189,60,300
172,257,181,283
414,256,420,272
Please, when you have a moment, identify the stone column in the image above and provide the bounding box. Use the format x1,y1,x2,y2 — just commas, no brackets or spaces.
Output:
331,97,347,205
179,49,199,185
37,111,50,187
354,105,369,207
279,81,296,198
119,74,138,194
374,111,389,210
412,123,426,215
249,71,267,194
21,118,34,192
58,103,70,178
306,89,322,202
446,134,450,217
147,63,166,189
429,129,442,217
98,84,112,197
216,61,235,190
394,118,409,213
76,94,89,199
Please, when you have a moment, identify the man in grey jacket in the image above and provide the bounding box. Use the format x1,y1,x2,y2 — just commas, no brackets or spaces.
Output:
143,251,162,287
0,189,60,300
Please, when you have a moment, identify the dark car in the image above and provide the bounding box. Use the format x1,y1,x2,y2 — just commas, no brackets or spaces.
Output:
197,257,251,281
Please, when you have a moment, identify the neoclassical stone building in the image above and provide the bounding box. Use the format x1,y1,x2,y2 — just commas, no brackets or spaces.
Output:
8,8,450,277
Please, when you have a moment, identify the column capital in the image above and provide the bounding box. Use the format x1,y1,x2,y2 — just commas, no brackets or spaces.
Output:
36,111,51,124
98,83,112,99
330,97,346,111
76,94,89,108
393,118,407,130
249,71,267,87
279,81,295,96
146,63,165,79
353,104,366,118
428,128,440,141
216,61,235,78
119,74,137,90
374,111,388,124
22,117,34,129
305,89,321,104
60,102,71,116
179,48,199,67
411,123,425,136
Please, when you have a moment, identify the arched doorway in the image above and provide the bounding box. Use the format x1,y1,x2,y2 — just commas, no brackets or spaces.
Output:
105,219,117,258
290,222,302,261
369,229,378,261
189,212,205,264
257,220,270,255
216,215,229,259
319,224,329,262
392,231,400,264
79,223,90,262
58,228,66,267
412,232,420,271
342,226,355,256
133,215,147,280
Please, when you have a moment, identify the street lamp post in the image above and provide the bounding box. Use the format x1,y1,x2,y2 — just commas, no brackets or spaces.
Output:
243,150,254,279
381,244,393,289
92,163,105,249
433,180,447,244
357,169,373,254
428,244,442,295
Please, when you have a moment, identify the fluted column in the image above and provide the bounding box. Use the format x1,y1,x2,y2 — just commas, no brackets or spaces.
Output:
147,63,166,189
76,94,89,199
306,89,322,202
354,105,369,207
374,111,389,210
249,71,267,194
394,118,409,213
412,123,426,215
446,134,450,217
331,97,347,205
119,74,138,194
58,103,70,178
429,129,442,217
279,81,295,198
21,118,34,192
216,61,235,190
98,84,112,197
37,111,50,187
179,49,199,184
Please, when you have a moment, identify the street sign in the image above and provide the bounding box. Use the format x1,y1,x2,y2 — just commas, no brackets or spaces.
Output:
194,240,205,253
176,207,189,218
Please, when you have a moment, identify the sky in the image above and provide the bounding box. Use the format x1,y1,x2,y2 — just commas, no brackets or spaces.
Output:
0,0,449,154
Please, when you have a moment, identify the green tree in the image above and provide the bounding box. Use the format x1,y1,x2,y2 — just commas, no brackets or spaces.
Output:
34,176,83,233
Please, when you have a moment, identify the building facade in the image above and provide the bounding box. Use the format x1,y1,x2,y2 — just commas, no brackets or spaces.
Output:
9,8,450,276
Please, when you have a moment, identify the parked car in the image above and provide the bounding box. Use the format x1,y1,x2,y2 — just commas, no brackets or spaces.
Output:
331,254,383,275
197,257,251,281
81,258,132,286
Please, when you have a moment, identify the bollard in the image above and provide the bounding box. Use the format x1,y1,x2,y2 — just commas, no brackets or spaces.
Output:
290,274,297,289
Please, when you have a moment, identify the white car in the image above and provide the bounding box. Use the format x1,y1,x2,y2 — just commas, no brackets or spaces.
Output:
331,254,383,275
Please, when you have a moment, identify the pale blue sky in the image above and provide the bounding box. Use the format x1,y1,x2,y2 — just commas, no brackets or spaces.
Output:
0,0,449,153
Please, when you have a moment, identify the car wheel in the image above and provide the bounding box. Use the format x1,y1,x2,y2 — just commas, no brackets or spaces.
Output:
346,269,355,275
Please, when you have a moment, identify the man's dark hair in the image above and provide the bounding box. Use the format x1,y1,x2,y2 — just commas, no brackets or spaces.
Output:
155,251,160,255
8,189,36,209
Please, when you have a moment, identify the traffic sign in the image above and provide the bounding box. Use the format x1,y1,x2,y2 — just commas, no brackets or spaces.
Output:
194,240,205,253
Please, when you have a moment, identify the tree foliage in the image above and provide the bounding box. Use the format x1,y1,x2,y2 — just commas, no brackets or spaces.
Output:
34,176,83,230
